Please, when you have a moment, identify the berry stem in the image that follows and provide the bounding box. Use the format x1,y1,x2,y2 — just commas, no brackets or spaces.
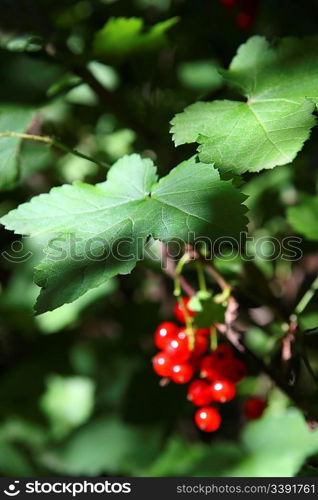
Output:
210,325,218,351
173,253,192,297
195,261,207,292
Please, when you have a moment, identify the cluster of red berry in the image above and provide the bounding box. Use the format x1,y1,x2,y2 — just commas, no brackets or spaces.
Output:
152,297,266,432
220,0,259,30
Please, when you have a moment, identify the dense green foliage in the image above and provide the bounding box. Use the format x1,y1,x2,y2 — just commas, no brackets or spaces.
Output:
1,0,318,478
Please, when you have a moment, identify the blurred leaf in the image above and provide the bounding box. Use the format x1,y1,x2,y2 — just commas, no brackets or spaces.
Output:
148,408,318,477
40,375,95,438
232,408,318,476
178,60,223,92
47,73,81,97
136,0,171,9
287,195,318,241
0,106,35,190
87,61,119,90
0,33,42,52
147,435,243,476
65,84,98,105
59,152,99,183
42,417,162,475
98,128,136,160
93,17,178,59
36,281,116,334
0,441,35,476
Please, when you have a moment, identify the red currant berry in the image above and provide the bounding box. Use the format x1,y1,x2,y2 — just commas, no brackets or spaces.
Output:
210,379,236,403
220,0,237,8
165,330,190,362
152,352,173,377
193,334,209,357
222,358,247,383
196,328,211,336
200,355,225,381
236,11,254,30
244,397,266,420
170,362,194,384
194,406,221,432
211,344,234,363
154,322,178,350
188,380,213,406
174,297,195,324
189,353,202,372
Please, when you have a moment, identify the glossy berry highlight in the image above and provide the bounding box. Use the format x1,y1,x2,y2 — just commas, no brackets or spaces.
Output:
210,379,236,403
152,352,173,377
194,406,221,432
154,322,178,350
170,362,194,384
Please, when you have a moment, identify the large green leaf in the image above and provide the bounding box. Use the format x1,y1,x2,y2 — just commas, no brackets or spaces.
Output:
0,106,35,190
1,154,247,312
171,36,318,173
287,195,318,241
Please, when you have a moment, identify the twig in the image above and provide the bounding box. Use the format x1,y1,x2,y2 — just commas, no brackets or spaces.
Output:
0,131,108,169
200,257,230,292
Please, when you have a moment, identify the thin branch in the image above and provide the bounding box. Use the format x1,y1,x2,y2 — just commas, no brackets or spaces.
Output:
0,132,108,169
200,257,231,291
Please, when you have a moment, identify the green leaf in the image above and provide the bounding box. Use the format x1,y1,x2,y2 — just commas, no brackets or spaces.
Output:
178,59,224,92
0,33,42,52
287,195,318,241
147,408,318,477
232,408,318,477
40,375,95,439
42,417,162,476
1,154,247,312
189,292,226,327
93,17,178,59
171,36,318,174
0,106,35,190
